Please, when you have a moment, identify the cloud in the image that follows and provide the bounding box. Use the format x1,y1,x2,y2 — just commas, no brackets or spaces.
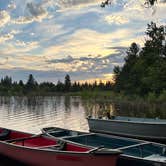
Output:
42,29,125,59
14,40,39,49
0,52,46,71
0,33,14,43
39,27,142,74
0,44,125,76
31,22,65,39
13,16,34,24
0,40,40,56
26,2,47,19
105,15,129,25
7,1,16,10
0,50,124,83
0,34,13,43
13,1,49,24
0,57,9,66
56,0,101,9
0,30,19,43
0,10,10,27
46,50,125,73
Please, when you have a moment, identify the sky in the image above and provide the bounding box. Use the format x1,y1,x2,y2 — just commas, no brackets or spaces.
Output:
0,0,165,83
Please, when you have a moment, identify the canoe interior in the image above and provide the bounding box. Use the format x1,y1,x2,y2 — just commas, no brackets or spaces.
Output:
0,128,90,152
65,134,166,160
42,127,86,137
43,127,166,162
12,136,90,152
0,128,33,140
65,134,140,149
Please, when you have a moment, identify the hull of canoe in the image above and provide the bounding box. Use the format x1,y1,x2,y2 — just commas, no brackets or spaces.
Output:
88,118,166,141
0,138,118,166
0,142,118,166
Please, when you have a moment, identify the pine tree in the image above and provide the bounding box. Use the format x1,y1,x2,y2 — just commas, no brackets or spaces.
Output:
25,74,38,92
64,74,71,91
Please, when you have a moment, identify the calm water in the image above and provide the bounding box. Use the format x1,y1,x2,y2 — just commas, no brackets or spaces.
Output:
0,96,165,165
0,96,89,133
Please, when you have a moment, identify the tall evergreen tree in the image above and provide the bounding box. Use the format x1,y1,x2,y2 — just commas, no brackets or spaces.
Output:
19,80,24,86
56,80,64,92
25,74,38,92
1,76,12,88
64,74,71,91
114,42,139,93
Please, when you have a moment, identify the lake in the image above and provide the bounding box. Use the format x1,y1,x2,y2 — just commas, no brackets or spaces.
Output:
0,96,165,165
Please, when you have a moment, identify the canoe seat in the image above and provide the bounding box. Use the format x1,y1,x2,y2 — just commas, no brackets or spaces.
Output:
39,141,67,151
56,140,67,150
0,129,11,140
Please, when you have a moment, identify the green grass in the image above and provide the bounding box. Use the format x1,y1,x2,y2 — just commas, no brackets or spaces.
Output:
70,90,166,103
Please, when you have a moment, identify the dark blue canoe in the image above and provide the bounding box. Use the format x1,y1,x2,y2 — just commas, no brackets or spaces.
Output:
42,127,166,166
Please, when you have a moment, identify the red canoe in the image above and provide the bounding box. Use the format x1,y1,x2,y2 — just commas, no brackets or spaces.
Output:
0,128,121,166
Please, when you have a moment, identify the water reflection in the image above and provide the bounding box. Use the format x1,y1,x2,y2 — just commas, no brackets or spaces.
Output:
85,100,166,119
0,96,88,134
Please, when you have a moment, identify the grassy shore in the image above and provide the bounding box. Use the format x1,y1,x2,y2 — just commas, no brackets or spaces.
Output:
1,88,166,104
69,90,166,119
69,90,166,103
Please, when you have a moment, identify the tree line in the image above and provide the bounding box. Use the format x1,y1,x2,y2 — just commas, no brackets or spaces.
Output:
0,74,113,96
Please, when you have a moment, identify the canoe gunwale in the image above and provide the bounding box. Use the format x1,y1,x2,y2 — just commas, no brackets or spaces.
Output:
87,118,166,125
45,132,95,140
42,127,87,135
